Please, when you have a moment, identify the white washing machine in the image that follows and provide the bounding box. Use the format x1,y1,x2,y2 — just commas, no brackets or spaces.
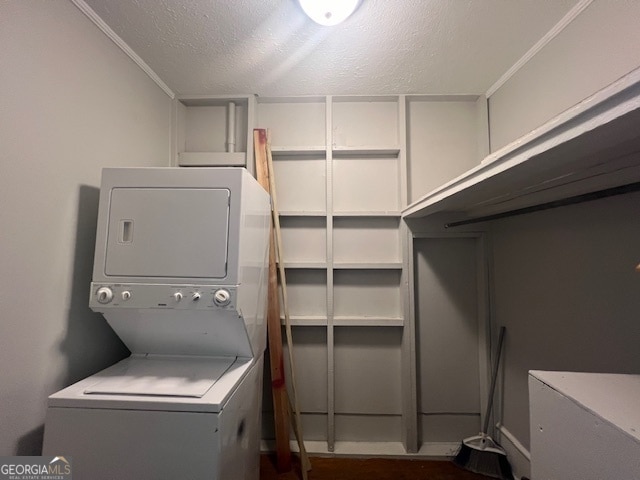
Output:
43,167,271,480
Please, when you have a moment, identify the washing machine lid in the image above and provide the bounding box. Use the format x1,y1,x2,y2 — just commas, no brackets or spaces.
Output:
83,355,235,398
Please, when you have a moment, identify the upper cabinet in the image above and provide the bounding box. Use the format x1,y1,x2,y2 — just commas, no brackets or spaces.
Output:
172,94,256,172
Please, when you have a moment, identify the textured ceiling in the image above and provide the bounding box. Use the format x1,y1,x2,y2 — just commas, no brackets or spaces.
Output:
83,0,579,97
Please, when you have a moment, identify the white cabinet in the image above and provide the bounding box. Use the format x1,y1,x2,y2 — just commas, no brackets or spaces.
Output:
529,370,640,480
172,94,255,170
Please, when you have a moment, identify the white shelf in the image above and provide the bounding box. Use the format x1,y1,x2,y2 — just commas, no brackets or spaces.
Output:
278,210,327,217
403,67,640,219
271,146,325,156
280,262,327,269
333,262,402,270
278,315,404,327
333,211,401,217
333,316,404,327
279,315,328,326
332,146,401,156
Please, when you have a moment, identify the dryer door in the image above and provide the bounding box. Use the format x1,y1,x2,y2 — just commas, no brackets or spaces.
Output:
104,187,230,279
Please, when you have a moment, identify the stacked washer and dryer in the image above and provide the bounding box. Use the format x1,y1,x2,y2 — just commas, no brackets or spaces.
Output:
43,167,271,480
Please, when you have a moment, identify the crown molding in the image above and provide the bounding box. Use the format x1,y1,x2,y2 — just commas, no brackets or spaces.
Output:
71,0,175,99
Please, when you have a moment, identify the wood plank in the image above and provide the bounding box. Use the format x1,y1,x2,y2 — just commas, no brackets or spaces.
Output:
265,129,312,477
254,128,292,473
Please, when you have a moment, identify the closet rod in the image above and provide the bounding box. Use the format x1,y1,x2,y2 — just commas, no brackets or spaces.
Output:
445,181,640,228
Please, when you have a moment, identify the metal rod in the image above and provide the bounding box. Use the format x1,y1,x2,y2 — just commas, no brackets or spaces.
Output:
445,182,640,228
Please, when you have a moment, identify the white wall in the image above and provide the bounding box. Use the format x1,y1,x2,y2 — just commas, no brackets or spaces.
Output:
488,0,640,151
0,1,172,455
407,98,480,203
490,191,640,459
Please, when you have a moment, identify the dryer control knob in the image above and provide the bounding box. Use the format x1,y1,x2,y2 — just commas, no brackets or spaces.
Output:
96,287,113,304
173,292,183,302
121,291,131,301
213,289,231,306
192,292,201,301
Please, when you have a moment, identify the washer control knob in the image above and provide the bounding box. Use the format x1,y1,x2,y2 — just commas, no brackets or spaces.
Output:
173,292,183,302
213,289,231,306
96,287,113,304
121,291,131,301
192,292,201,301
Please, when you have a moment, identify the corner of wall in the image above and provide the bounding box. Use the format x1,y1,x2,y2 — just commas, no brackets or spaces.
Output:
70,0,175,100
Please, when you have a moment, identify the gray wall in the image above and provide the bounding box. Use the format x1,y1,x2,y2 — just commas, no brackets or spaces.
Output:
0,1,172,455
488,0,640,151
414,237,482,443
490,191,640,451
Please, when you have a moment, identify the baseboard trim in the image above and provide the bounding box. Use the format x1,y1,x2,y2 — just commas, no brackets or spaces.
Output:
496,424,531,480
261,440,460,459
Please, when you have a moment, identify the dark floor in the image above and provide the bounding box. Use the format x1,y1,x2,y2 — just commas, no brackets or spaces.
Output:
260,454,496,480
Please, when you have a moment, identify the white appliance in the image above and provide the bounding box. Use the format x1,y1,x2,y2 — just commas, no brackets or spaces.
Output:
529,370,640,480
43,167,271,480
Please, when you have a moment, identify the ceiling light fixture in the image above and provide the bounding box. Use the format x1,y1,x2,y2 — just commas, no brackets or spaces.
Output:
298,0,362,26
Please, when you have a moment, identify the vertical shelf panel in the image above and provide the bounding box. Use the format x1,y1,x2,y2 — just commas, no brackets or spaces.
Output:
333,270,401,319
332,97,399,148
272,154,326,213
280,217,326,264
333,217,400,264
333,154,400,212
325,97,336,452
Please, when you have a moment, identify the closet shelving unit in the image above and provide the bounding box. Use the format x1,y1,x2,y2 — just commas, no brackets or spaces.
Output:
258,95,406,329
169,69,640,455
257,95,408,452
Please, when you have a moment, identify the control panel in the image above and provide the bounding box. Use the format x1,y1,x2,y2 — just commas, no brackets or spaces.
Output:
89,283,237,311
